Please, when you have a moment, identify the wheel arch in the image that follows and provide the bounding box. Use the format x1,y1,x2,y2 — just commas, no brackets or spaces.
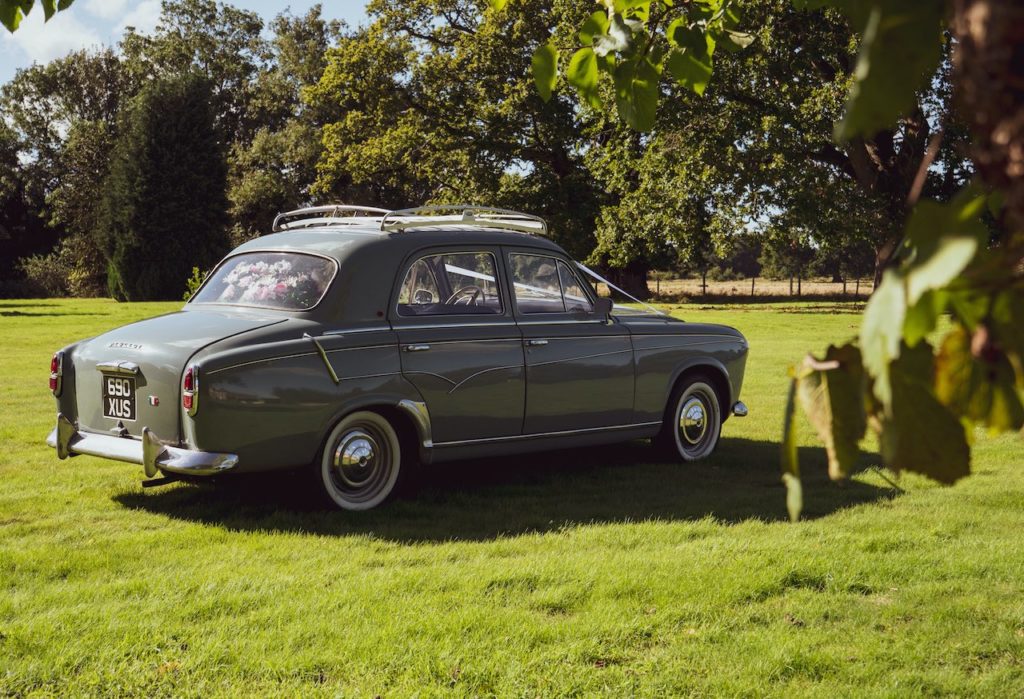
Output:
664,360,732,422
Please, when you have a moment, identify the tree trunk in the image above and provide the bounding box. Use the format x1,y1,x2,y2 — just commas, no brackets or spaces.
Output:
751,276,756,297
797,273,802,297
842,278,847,295
701,270,707,296
603,261,651,301
789,276,794,295
856,278,861,297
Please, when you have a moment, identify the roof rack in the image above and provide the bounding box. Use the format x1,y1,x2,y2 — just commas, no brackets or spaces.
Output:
269,203,549,237
272,205,391,232
380,205,548,236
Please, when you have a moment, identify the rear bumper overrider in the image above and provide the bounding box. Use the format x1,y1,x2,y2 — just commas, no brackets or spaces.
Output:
46,412,238,478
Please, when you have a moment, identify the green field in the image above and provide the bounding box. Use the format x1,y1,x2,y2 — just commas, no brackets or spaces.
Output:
2,298,1022,696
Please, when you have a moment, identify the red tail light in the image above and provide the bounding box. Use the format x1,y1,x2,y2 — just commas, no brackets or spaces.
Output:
49,352,63,395
182,365,198,416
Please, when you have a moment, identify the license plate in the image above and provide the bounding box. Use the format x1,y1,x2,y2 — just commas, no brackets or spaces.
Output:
102,375,136,421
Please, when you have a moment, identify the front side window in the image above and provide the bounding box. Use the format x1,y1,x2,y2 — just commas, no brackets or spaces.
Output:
510,253,593,314
397,252,503,316
190,252,336,311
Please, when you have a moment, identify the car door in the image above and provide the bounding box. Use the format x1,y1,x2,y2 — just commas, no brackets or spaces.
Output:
507,249,635,434
391,247,525,444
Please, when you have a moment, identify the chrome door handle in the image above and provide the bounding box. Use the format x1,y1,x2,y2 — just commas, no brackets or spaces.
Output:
404,344,431,352
525,339,548,346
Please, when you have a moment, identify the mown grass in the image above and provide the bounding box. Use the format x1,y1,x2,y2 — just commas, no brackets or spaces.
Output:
1,298,1022,697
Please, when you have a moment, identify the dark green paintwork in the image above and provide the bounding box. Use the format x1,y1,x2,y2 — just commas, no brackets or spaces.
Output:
54,224,748,474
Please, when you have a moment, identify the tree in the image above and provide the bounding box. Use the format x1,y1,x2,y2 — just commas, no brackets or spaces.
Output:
101,73,229,301
308,0,603,260
228,6,342,242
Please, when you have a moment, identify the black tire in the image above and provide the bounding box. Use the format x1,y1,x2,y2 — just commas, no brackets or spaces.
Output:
317,411,402,511
654,374,723,461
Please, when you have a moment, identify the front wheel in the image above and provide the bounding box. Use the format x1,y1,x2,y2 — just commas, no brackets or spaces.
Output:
319,411,402,510
656,376,722,461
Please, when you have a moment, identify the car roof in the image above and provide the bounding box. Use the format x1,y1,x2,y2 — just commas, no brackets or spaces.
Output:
223,223,570,326
232,223,567,262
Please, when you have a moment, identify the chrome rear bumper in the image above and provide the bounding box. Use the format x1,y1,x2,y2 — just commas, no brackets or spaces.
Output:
47,413,238,478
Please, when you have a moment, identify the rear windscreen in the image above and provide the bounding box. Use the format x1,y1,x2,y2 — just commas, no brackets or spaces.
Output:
190,252,336,311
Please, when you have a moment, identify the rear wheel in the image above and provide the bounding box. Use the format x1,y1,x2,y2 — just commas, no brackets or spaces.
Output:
655,375,722,461
319,411,402,510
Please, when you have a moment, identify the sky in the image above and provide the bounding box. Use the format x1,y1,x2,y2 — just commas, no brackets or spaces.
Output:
0,0,369,85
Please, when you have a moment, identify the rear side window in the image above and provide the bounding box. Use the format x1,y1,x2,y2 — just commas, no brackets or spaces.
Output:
510,254,593,314
190,252,336,311
397,252,503,316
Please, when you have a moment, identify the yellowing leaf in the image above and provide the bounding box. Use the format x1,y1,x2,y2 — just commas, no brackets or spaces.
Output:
797,344,867,481
935,325,1024,433
879,344,971,484
859,269,905,409
781,376,802,521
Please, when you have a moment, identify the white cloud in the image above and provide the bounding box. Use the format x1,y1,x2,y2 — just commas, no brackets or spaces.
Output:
82,0,133,21
0,6,103,64
116,0,161,35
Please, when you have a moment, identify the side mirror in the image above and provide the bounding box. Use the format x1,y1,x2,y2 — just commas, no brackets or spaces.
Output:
592,297,613,320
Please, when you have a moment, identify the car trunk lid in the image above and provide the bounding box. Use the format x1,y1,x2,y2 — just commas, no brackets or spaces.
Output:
71,309,285,442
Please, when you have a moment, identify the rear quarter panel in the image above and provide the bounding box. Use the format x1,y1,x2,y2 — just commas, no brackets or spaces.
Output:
188,331,420,471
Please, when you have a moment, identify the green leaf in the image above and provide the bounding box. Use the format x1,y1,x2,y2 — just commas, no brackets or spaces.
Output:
935,325,1024,433
594,13,634,57
487,0,508,10
0,0,34,32
834,0,945,141
903,289,947,347
902,193,986,306
40,0,54,20
797,344,868,481
879,342,971,484
579,10,609,45
566,47,601,109
781,376,802,522
532,41,558,102
613,57,659,131
859,269,905,408
665,26,715,96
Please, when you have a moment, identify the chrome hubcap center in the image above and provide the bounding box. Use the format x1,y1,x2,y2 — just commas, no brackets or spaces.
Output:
334,430,379,487
679,397,707,445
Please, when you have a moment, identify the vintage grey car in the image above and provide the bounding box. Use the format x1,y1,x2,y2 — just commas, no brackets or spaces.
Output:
47,205,749,510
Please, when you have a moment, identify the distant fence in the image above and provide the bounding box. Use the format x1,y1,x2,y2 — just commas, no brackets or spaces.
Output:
619,276,874,301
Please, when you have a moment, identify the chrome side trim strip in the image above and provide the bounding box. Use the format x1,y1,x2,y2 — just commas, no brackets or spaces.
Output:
392,321,517,330
322,326,392,336
529,348,632,368
434,421,662,448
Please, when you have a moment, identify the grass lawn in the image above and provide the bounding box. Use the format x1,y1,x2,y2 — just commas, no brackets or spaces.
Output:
2,298,1023,696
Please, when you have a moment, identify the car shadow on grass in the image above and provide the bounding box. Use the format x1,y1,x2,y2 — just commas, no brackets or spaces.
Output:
113,438,896,542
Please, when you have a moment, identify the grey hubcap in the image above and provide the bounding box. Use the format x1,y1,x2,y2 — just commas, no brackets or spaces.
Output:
679,397,707,445
333,429,385,491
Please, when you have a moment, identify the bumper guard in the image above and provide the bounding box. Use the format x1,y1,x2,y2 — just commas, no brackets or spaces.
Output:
47,413,238,478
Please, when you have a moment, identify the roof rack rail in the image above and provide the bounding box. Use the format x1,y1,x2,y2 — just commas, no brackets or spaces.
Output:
272,204,390,232
379,205,548,236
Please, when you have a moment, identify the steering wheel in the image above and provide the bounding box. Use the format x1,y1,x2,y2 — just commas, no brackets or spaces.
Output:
446,285,484,306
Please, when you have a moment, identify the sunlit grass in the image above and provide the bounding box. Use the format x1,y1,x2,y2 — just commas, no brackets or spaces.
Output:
1,298,1022,696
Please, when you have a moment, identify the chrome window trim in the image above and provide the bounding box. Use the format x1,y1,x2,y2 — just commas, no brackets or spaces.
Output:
395,249,506,319
433,421,662,447
391,321,518,331
186,249,339,313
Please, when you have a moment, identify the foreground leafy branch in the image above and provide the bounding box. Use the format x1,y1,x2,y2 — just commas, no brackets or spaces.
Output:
516,0,1024,517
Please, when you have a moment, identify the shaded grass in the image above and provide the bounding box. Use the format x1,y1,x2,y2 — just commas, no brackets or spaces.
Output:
1,298,1023,697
